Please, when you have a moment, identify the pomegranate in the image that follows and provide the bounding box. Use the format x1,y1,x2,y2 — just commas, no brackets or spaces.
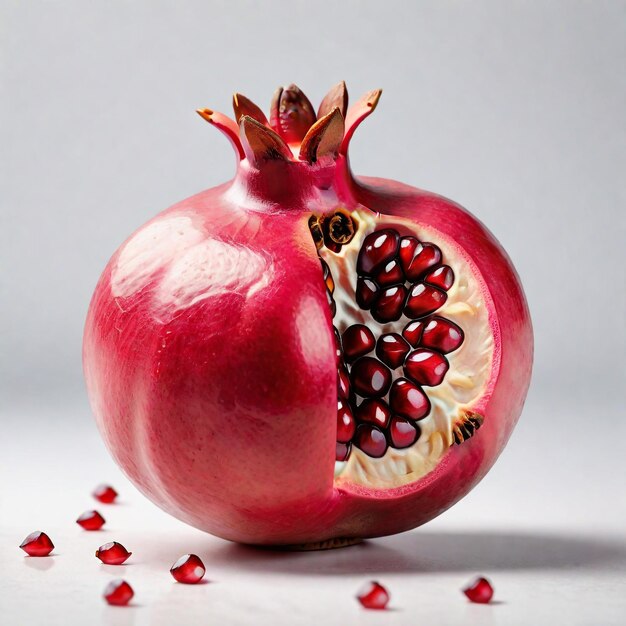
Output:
84,82,533,547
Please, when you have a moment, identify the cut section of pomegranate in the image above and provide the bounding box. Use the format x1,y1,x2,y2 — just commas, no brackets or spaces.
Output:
93,484,118,504
462,577,494,604
103,579,134,606
76,510,106,531
19,531,54,556
96,541,132,565
170,554,206,584
356,581,390,609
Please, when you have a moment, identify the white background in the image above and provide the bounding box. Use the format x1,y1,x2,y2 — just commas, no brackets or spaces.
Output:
1,1,625,625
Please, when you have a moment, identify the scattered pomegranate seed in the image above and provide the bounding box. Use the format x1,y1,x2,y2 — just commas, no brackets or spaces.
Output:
96,541,132,565
19,531,54,556
404,283,447,319
356,581,390,609
371,284,407,323
93,484,118,504
342,324,376,362
404,349,449,386
337,400,356,443
336,442,351,461
462,577,494,604
421,317,464,354
355,398,391,429
355,277,379,309
376,333,410,369
389,416,420,448
354,424,388,458
424,265,454,291
357,229,399,275
76,510,106,531
399,239,441,280
389,378,430,421
350,357,391,398
170,554,206,584
103,579,134,606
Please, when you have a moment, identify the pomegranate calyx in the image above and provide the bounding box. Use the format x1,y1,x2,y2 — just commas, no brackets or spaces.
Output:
196,108,244,159
239,115,293,166
318,80,349,119
340,88,382,155
299,107,345,164
270,84,317,145
452,410,484,445
232,93,269,126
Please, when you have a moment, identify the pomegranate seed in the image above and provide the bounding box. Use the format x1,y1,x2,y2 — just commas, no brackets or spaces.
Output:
170,554,206,584
389,378,430,421
337,365,351,400
371,284,407,323
333,327,342,360
350,357,392,398
402,320,425,347
354,424,388,458
342,324,375,362
424,265,454,291
421,316,464,354
389,416,420,448
356,581,390,609
355,398,391,429
357,229,400,276
76,510,106,531
399,239,441,280
19,531,54,557
463,577,494,604
404,349,449,386
337,400,356,442
404,283,447,319
93,484,118,504
103,579,134,606
355,277,379,310
373,259,404,286
96,541,132,565
376,333,410,369
336,441,351,461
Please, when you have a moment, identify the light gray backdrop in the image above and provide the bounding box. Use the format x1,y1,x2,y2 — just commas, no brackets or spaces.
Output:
1,3,624,426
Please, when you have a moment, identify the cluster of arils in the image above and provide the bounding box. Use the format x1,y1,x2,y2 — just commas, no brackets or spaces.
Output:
310,222,468,462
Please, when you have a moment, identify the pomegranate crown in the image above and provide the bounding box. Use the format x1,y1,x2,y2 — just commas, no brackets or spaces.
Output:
196,82,382,167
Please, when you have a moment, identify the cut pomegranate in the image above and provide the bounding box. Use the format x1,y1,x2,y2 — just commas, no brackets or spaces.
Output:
96,541,132,565
463,577,494,604
84,81,532,547
354,424,387,458
103,579,134,606
350,357,391,398
342,324,375,362
76,510,106,531
404,349,449,386
376,333,410,369
19,531,54,557
93,484,118,504
170,554,206,584
356,581,390,610
389,378,430,421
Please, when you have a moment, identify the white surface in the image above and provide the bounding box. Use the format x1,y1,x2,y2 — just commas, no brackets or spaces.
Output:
1,396,625,626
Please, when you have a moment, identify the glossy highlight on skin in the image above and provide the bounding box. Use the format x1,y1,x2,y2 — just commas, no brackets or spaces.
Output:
83,82,533,546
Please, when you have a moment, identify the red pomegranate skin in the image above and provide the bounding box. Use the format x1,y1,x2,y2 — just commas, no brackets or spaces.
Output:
84,97,532,546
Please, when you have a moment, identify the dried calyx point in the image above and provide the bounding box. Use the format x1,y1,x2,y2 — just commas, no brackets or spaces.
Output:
452,410,484,445
197,82,382,166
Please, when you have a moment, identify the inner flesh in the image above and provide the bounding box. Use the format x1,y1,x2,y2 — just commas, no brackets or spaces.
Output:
310,207,495,489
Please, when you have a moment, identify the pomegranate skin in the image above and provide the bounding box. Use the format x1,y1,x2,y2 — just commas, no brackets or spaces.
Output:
84,99,532,546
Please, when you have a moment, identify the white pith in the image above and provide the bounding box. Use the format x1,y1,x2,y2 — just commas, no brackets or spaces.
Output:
322,209,495,489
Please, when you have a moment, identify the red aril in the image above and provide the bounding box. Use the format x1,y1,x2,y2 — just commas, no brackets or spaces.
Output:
103,579,134,606
84,82,533,547
463,577,494,604
170,554,206,584
76,510,106,531
96,542,132,565
356,581,390,609
19,531,54,556
93,484,118,504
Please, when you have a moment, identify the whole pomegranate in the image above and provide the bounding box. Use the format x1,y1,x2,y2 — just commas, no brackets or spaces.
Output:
84,83,532,547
